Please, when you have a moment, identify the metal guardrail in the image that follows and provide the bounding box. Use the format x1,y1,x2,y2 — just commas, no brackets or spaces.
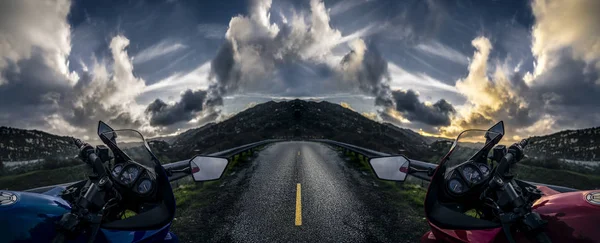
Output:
24,138,578,193
314,139,579,193
165,139,282,181
312,139,434,181
25,139,281,193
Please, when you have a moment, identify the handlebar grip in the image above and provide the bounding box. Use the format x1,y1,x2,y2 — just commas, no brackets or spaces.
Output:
519,139,528,148
73,138,107,177
73,138,84,148
496,153,514,177
88,153,107,177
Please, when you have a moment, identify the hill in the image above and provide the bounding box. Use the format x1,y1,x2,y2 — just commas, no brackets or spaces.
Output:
167,100,432,160
0,127,78,163
526,127,600,167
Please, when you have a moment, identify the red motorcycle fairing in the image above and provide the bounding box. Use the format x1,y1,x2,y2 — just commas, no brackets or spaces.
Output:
421,223,502,243
422,186,600,242
532,188,600,242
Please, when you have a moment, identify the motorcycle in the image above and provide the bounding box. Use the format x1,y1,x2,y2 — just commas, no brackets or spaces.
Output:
0,121,229,243
369,121,600,242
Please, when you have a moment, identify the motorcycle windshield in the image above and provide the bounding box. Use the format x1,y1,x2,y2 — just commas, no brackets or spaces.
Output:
100,129,158,173
442,130,502,174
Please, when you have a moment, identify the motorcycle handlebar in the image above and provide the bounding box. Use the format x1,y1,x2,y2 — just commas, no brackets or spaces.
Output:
519,139,528,148
495,139,528,178
73,138,84,148
73,138,107,177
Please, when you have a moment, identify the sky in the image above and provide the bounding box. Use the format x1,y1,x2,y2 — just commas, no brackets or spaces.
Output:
0,0,599,141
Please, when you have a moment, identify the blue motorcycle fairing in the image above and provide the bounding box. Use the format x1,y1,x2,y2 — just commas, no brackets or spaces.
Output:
42,185,69,197
0,125,180,243
0,188,178,243
0,190,72,242
100,222,171,242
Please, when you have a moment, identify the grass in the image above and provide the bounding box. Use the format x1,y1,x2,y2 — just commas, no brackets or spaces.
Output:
515,164,600,190
171,148,256,230
0,146,261,192
340,148,428,216
174,150,253,208
0,164,91,191
172,182,208,210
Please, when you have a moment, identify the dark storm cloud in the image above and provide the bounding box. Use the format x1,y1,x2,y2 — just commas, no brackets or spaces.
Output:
336,38,459,127
340,42,392,106
0,49,70,128
529,51,600,129
391,90,456,126
206,41,237,106
145,89,208,126
0,47,144,134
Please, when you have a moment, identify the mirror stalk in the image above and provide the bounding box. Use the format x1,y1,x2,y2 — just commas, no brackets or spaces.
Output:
408,167,435,177
166,167,191,176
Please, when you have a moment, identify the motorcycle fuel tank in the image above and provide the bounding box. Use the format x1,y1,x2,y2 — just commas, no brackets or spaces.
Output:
532,189,600,242
0,190,71,242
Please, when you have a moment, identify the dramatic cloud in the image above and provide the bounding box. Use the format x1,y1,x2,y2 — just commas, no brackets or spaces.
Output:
1,0,599,141
207,0,348,101
0,0,75,86
65,35,147,129
439,0,600,140
391,90,455,126
0,0,152,139
339,39,391,106
145,89,208,126
440,37,536,137
528,0,600,84
200,0,460,130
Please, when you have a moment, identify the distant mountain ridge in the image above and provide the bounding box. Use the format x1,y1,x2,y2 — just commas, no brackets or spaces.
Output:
526,127,600,162
168,100,432,160
0,127,78,162
1,100,599,166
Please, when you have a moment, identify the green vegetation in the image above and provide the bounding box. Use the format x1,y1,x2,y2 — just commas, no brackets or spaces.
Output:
0,164,91,191
0,145,259,192
340,147,427,216
515,163,600,190
0,158,5,176
340,149,372,172
171,148,257,231
521,157,600,175
172,182,212,211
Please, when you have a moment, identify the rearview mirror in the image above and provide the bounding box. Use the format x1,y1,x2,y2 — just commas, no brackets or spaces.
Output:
485,121,504,142
369,155,411,181
189,156,229,182
98,121,116,143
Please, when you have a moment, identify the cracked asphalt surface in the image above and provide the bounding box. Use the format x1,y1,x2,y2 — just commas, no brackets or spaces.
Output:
173,141,427,243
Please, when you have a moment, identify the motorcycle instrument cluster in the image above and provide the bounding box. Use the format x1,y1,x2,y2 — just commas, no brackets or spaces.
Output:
446,162,491,195
111,162,154,195
478,164,490,177
120,166,140,185
448,179,465,194
137,179,153,194
111,164,123,177
462,165,482,183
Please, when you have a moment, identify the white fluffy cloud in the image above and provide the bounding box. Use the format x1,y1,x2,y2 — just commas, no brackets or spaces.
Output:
207,0,372,102
440,36,534,137
0,0,75,85
429,0,600,140
528,0,600,84
0,0,155,138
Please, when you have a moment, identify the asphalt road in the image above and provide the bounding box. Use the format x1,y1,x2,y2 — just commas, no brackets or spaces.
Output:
174,141,426,242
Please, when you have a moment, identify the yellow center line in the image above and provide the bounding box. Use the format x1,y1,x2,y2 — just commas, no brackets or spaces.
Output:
298,151,300,156
295,183,302,226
